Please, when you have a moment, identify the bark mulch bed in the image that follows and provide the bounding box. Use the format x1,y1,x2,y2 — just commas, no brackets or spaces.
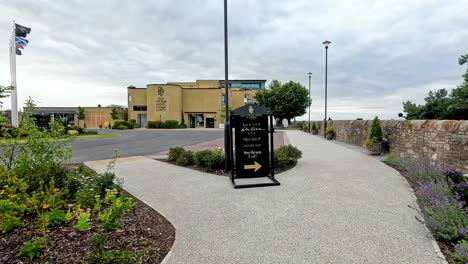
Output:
157,159,296,176
0,191,175,264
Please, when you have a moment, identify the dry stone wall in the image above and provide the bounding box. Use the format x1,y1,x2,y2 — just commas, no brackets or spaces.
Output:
312,120,467,173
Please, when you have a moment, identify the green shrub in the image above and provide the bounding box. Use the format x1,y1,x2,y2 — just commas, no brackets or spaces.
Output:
168,147,185,162
82,129,98,135
90,234,135,264
128,119,137,129
0,199,26,233
274,145,302,167
454,239,468,262
72,171,116,208
114,125,128,130
368,116,383,142
311,122,317,130
112,120,126,129
69,125,83,134
179,114,186,128
176,151,195,166
39,208,67,227
67,129,79,136
147,121,163,128
17,238,44,260
383,153,407,171
164,120,179,128
98,190,135,232
325,127,334,134
10,124,72,192
424,204,468,241
195,150,213,168
74,212,91,232
195,150,225,172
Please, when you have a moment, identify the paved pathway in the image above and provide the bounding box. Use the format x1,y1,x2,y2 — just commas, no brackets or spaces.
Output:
86,130,441,264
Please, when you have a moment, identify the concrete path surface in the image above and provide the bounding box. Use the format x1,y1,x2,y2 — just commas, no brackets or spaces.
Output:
86,130,442,264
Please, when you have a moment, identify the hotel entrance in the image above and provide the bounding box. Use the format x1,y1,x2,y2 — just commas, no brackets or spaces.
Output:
206,118,215,128
189,113,204,128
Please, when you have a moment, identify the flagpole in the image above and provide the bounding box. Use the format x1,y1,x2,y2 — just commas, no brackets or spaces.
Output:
10,20,18,127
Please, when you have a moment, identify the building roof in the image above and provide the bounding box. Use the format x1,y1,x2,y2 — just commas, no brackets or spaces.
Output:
34,107,77,114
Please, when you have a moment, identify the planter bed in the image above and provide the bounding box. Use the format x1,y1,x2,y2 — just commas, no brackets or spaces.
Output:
157,158,297,177
0,190,175,264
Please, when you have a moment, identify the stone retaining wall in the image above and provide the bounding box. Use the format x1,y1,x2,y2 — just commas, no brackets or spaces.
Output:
309,120,467,172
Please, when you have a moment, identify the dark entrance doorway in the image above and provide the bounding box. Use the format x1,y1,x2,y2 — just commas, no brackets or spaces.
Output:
206,118,215,128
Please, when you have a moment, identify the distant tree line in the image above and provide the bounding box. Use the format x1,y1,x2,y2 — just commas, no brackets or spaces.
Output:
403,55,468,120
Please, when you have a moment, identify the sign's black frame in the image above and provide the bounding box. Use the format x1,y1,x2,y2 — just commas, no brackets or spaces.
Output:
229,110,280,189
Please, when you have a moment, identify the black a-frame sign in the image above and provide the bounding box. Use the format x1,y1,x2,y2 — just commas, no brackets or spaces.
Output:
229,103,280,188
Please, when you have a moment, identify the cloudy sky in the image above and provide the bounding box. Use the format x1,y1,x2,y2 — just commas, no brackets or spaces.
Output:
0,0,467,120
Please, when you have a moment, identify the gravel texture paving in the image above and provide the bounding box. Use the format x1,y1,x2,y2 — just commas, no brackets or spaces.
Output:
86,130,442,264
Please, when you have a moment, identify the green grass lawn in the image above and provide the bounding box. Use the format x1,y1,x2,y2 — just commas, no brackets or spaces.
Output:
70,133,119,140
0,133,119,145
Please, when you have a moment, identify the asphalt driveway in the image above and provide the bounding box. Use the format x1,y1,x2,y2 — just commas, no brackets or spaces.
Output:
70,129,223,163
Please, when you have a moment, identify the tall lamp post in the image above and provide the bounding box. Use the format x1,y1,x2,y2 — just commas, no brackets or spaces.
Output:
223,0,231,170
322,40,331,138
308,72,312,133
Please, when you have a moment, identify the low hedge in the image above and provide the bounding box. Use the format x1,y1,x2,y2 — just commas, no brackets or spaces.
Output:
112,120,134,129
114,125,128,130
81,129,98,135
168,145,302,172
168,147,224,172
147,120,183,129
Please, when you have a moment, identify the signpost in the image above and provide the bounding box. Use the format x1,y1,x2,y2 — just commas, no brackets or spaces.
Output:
230,103,280,188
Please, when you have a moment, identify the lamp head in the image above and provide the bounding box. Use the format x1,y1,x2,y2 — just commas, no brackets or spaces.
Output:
308,72,312,76
323,40,332,47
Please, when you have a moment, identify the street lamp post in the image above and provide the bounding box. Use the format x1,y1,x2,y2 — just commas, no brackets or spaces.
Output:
223,0,231,171
308,72,312,133
322,40,331,138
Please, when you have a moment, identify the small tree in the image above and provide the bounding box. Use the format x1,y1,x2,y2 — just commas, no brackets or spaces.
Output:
255,80,311,123
180,112,187,128
219,105,233,120
110,107,119,121
369,116,383,142
77,106,85,127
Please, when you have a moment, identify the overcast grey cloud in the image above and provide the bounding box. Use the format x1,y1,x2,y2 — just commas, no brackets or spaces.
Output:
0,0,467,120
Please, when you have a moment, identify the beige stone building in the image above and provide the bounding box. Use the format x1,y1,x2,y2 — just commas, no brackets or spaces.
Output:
127,80,266,128
33,106,127,128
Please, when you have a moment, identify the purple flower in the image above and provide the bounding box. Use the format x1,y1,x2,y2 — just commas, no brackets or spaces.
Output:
461,228,468,236
455,242,468,259
414,180,453,210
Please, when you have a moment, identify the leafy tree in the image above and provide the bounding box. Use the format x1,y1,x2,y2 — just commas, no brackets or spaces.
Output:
77,106,85,127
0,85,13,126
403,54,468,120
255,80,311,123
110,107,119,120
219,105,233,120
0,85,13,104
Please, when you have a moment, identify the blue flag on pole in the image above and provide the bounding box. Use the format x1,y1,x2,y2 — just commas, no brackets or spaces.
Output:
15,36,29,45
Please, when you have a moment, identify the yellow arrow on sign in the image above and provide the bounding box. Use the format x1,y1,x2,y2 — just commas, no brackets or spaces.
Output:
244,161,262,172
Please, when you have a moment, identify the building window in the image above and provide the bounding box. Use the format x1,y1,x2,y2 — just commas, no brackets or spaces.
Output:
241,83,261,89
250,83,261,89
133,105,147,111
231,83,241,88
221,94,225,104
